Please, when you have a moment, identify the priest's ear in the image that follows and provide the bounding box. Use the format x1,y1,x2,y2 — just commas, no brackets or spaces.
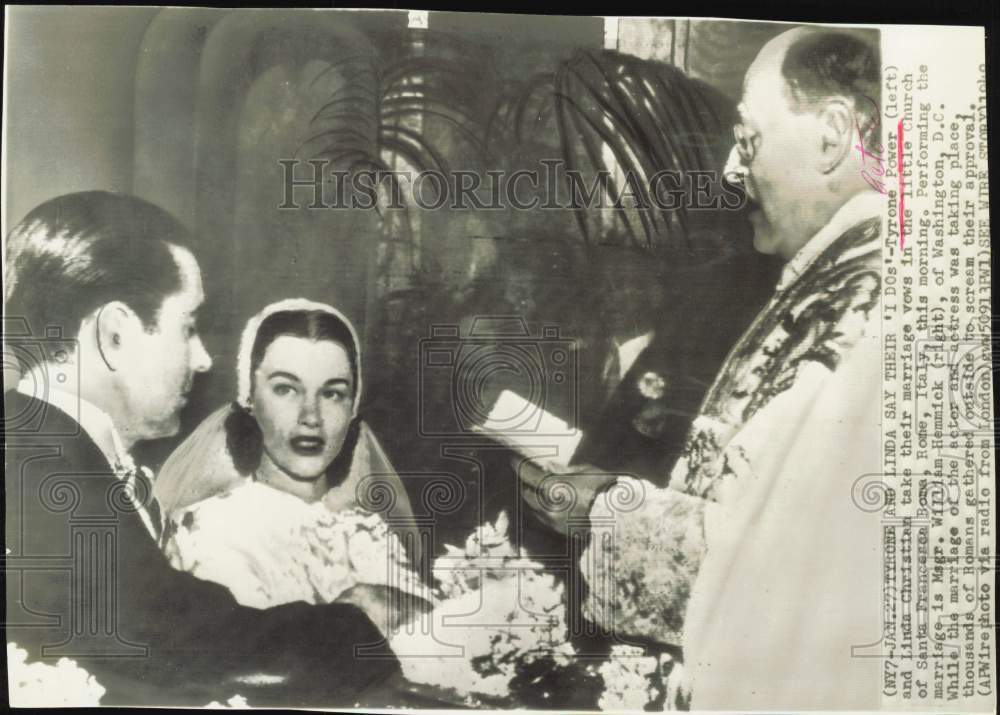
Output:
93,302,143,373
816,97,855,174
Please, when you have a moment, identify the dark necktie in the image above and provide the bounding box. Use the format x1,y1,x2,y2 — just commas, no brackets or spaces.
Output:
118,461,163,543
135,468,164,541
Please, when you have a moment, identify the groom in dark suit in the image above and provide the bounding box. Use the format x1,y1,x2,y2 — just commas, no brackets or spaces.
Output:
3,191,396,705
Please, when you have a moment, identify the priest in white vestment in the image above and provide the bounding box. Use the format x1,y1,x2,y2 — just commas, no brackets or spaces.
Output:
520,26,887,709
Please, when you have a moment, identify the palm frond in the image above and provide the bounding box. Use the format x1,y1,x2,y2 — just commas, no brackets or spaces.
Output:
551,50,728,250
378,125,451,175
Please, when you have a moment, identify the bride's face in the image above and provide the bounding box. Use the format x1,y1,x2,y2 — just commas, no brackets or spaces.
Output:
250,335,355,480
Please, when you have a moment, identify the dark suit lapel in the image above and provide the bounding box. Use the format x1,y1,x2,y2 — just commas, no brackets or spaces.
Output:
5,391,157,545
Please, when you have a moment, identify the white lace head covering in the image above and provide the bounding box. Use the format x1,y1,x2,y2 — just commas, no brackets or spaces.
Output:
235,298,362,417
157,298,422,565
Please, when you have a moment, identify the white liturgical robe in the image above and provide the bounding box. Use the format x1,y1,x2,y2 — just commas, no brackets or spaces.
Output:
582,191,885,709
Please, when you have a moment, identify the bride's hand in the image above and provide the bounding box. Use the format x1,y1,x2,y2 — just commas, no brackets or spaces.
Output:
335,584,432,634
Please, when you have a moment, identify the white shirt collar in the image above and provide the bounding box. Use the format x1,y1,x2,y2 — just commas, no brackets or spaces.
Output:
16,378,134,472
776,191,884,292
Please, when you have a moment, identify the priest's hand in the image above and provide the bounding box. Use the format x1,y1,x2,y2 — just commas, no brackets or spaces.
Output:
515,458,619,536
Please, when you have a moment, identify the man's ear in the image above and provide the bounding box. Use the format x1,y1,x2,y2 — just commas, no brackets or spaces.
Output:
817,98,854,174
94,301,142,372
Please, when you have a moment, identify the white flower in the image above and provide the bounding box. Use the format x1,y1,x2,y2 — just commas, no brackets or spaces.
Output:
392,514,575,700
7,643,106,707
597,645,663,711
205,694,250,708
637,371,668,399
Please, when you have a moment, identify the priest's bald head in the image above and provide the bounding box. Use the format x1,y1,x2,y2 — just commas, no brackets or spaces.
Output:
723,27,881,260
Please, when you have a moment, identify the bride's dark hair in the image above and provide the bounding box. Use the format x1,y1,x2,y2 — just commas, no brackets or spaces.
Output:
224,309,361,487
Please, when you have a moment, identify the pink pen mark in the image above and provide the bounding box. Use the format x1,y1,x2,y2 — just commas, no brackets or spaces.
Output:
856,122,888,195
897,119,905,250
854,96,905,250
856,95,888,195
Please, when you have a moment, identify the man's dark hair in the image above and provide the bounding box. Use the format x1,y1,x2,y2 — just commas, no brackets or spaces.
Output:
781,30,881,152
4,191,192,368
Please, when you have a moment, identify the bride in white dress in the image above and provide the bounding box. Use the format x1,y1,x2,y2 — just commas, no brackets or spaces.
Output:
155,299,428,622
